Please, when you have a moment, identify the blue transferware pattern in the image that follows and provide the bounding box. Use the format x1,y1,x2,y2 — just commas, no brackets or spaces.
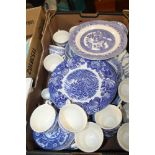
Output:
48,55,118,115
107,57,123,84
49,45,65,57
33,122,74,150
110,21,128,34
117,50,129,80
111,94,122,107
103,125,121,138
69,20,127,60
64,44,75,59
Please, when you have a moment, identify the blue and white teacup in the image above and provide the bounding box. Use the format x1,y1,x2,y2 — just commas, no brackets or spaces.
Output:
32,119,75,150
49,45,65,58
30,100,57,133
53,30,69,47
94,104,122,138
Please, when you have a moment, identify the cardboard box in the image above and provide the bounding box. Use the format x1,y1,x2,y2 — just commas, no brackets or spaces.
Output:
26,6,45,86
26,12,129,155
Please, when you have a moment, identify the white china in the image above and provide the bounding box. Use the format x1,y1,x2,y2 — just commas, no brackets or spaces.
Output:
58,100,88,133
53,30,69,46
74,122,104,153
41,88,50,100
117,123,129,152
95,104,122,130
118,78,129,102
43,53,64,72
30,101,56,133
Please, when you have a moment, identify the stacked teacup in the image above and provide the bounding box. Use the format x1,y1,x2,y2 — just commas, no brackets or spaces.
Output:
30,20,129,153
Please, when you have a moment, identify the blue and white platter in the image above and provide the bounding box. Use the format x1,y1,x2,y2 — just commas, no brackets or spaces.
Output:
33,122,74,150
69,20,127,60
48,55,118,115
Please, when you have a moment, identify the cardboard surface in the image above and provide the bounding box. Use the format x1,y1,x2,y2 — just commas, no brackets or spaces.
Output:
26,12,129,154
26,6,45,86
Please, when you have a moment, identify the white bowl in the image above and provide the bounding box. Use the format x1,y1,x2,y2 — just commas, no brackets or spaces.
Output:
53,30,69,46
74,122,104,153
41,88,50,100
43,54,64,72
30,102,56,133
95,104,122,130
59,103,88,133
117,123,129,152
118,78,129,102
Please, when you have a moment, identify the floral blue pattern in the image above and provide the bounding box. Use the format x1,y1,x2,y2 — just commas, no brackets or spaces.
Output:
48,55,117,115
33,122,74,150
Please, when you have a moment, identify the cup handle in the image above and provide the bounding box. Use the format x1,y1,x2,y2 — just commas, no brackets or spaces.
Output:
45,100,52,105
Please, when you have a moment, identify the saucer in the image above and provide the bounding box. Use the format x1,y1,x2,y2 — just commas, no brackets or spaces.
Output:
69,20,127,60
48,55,117,115
33,122,74,150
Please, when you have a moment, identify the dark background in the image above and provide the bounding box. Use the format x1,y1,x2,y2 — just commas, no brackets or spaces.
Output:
26,0,129,12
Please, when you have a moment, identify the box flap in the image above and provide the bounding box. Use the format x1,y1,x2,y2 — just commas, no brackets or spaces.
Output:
26,6,44,37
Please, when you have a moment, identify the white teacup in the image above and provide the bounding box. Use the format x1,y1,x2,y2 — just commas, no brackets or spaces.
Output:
69,26,77,33
41,88,50,100
73,122,104,153
30,100,56,133
94,105,122,137
53,30,69,47
43,53,64,72
117,123,129,152
118,78,129,103
58,100,88,133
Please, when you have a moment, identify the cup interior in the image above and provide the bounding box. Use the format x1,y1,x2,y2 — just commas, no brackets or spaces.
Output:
95,105,122,129
30,103,56,133
75,122,104,153
117,123,129,151
53,30,69,44
59,104,87,133
43,54,64,72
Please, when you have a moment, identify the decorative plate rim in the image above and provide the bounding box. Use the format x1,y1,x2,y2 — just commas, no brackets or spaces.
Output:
69,20,127,60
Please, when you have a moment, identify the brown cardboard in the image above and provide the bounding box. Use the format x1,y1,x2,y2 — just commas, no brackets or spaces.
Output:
26,12,129,155
26,6,45,86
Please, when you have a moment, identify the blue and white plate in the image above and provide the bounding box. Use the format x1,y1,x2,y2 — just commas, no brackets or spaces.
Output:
48,56,118,115
33,122,74,150
107,57,123,84
69,20,127,60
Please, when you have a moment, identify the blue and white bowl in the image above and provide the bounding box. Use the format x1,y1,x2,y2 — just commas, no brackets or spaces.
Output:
49,45,65,57
33,120,74,150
